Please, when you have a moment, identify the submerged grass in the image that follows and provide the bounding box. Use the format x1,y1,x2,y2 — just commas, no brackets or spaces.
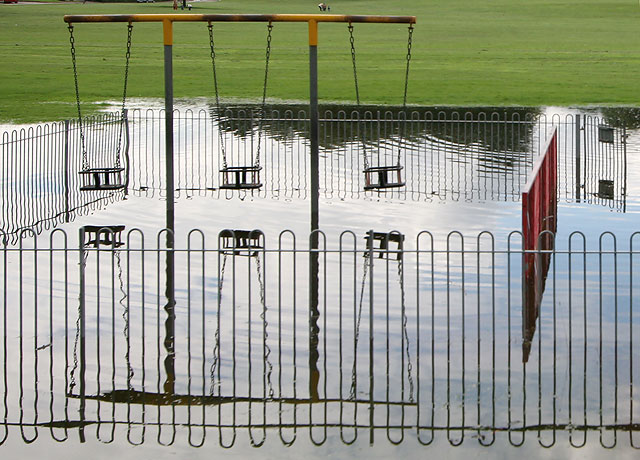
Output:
1,0,640,123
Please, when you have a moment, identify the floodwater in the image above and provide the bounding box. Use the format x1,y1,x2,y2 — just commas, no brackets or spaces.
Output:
1,105,639,459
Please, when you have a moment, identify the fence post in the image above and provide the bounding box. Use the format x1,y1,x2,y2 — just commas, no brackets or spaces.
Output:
64,120,70,223
622,123,627,213
308,20,321,403
367,229,374,444
575,114,581,203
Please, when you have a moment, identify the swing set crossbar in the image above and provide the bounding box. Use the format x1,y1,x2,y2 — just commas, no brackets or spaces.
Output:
64,14,415,46
63,14,416,25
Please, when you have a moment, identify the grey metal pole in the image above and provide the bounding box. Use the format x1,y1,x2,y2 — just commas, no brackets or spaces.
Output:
308,35,320,402
64,119,70,223
310,50,319,236
622,123,627,213
163,35,176,395
575,114,581,202
78,227,86,442
164,45,175,239
368,230,374,445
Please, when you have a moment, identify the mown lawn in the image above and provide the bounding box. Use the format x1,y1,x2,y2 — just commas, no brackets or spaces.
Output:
1,0,640,123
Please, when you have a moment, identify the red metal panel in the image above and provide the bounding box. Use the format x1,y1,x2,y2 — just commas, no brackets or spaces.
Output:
522,128,558,362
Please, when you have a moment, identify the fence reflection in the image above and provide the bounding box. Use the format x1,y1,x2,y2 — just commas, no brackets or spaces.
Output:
1,228,638,448
1,109,629,244
0,113,128,244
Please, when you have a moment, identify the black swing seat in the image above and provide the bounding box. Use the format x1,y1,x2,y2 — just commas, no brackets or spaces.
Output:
82,225,126,248
219,166,262,190
219,229,265,256
364,231,404,260
79,167,125,191
363,165,405,190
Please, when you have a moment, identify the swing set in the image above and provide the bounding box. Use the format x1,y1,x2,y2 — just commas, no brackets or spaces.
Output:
64,14,417,197
68,23,131,192
64,14,417,413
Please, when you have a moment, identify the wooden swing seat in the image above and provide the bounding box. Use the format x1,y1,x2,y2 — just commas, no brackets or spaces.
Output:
79,167,125,191
363,165,405,190
220,166,262,190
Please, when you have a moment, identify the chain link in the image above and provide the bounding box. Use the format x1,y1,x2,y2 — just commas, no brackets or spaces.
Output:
396,251,415,403
395,24,414,168
116,250,134,390
69,249,89,393
68,23,132,171
254,254,274,399
255,23,273,169
348,24,360,106
115,23,133,169
68,24,88,171
208,22,228,170
209,253,227,396
348,24,369,171
349,252,370,401
402,25,414,108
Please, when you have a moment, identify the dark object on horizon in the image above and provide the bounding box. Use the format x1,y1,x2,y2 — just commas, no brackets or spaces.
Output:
598,125,614,143
598,179,615,200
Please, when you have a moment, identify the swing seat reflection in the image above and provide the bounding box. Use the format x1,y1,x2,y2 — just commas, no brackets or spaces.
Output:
363,165,405,190
219,166,262,190
79,167,126,191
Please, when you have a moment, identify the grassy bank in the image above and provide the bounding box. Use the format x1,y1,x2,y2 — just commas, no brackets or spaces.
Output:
1,0,640,123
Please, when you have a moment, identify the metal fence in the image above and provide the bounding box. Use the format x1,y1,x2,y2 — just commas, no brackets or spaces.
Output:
1,109,628,243
0,113,128,244
131,107,541,201
1,227,638,447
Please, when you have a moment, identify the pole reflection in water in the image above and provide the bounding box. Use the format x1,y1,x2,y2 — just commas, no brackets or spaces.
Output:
1,227,638,449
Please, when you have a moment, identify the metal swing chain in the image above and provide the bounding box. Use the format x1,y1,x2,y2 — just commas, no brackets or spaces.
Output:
209,253,227,396
115,250,134,390
349,254,369,401
348,24,369,171
115,23,133,170
68,249,89,393
255,22,273,169
208,22,228,170
348,24,360,107
402,25,414,108
396,253,415,403
68,24,89,171
254,254,275,399
397,24,414,167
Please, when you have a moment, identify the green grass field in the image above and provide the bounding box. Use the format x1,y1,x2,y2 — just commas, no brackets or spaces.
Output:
1,0,640,123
